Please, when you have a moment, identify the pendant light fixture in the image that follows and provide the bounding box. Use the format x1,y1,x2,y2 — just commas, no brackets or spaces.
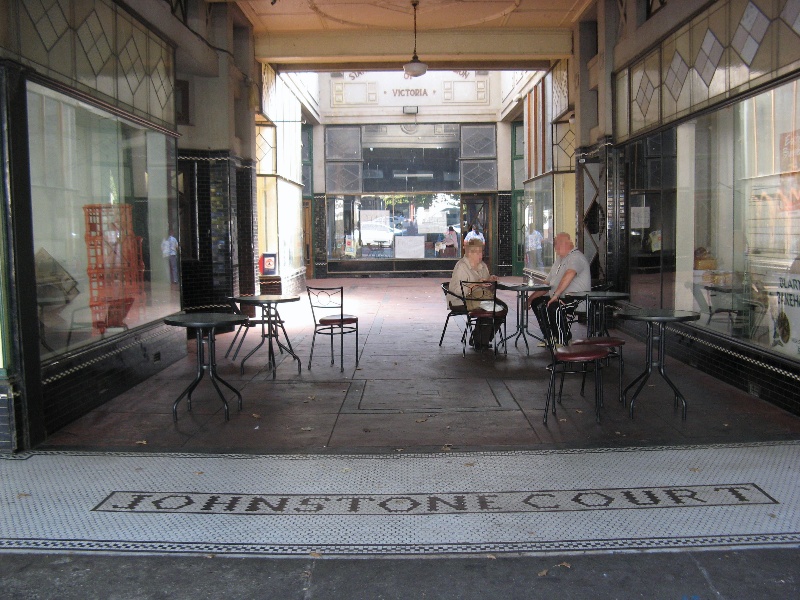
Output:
403,0,427,77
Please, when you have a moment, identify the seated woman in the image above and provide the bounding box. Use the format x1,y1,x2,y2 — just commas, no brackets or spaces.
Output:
448,239,508,349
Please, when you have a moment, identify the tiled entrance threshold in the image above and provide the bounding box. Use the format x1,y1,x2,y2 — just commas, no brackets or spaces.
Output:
2,442,799,556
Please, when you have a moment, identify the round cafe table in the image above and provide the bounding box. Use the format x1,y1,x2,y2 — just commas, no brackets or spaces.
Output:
564,290,630,337
232,295,302,379
164,313,248,421
616,309,700,420
496,281,550,354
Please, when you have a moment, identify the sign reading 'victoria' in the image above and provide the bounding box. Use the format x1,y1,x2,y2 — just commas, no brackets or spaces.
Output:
94,483,776,516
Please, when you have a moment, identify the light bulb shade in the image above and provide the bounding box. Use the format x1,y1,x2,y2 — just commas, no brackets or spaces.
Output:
403,55,427,77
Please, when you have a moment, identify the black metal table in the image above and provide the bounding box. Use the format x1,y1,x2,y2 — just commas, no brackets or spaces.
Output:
164,312,248,421
496,281,550,354
565,290,630,337
616,309,700,419
232,295,302,379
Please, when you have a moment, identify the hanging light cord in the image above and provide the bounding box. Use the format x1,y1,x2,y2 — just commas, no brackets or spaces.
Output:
412,0,419,58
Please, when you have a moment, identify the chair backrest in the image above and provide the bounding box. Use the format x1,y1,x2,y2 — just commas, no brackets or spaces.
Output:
441,281,465,310
459,280,501,314
306,286,345,322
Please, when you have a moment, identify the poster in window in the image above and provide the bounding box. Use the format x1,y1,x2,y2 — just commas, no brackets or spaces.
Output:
630,206,651,229
260,253,277,275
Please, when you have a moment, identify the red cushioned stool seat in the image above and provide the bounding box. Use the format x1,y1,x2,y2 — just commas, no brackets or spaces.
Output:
572,337,625,404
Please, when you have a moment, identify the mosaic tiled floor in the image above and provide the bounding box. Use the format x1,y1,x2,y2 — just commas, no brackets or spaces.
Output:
2,442,800,556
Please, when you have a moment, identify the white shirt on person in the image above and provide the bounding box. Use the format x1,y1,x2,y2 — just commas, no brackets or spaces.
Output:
464,230,484,243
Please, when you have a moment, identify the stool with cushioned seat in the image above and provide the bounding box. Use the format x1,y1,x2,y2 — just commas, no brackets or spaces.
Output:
533,301,609,424
571,336,625,404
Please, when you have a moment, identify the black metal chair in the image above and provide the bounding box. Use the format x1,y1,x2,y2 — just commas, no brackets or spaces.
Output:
532,301,609,424
306,286,359,372
439,282,468,346
225,297,255,360
459,280,508,357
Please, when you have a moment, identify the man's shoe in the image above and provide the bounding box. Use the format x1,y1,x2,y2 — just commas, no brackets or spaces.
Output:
537,341,547,347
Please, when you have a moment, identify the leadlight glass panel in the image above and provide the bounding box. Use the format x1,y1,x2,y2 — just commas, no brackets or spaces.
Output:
256,125,276,175
461,160,497,191
325,126,361,160
553,122,576,172
461,125,496,158
326,162,362,194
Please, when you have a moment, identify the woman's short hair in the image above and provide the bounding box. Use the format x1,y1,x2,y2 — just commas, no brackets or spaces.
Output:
465,239,484,251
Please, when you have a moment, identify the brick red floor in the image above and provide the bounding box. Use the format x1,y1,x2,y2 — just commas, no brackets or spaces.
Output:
41,277,800,453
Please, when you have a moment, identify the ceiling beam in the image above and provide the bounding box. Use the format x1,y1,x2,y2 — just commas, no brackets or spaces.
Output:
255,28,572,71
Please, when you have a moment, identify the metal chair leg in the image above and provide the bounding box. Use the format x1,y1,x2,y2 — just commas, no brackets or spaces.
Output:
439,315,451,346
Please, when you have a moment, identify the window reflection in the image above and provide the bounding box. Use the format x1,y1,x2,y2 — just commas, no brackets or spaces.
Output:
326,194,461,259
28,82,180,359
522,177,555,272
669,78,800,357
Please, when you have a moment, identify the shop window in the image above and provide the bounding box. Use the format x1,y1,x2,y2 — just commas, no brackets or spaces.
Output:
669,78,800,359
323,122,498,261
27,81,179,359
326,193,461,260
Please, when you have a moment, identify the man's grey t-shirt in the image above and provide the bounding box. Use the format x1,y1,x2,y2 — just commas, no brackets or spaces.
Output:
548,249,591,296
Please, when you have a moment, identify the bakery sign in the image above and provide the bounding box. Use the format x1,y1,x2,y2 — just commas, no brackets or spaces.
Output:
774,274,800,357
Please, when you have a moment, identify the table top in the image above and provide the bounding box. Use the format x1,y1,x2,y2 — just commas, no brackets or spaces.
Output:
165,312,248,329
496,281,550,292
564,290,630,301
615,308,700,323
233,294,300,305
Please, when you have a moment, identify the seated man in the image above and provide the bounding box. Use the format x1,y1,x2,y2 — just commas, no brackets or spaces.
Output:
449,239,507,349
526,232,590,345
